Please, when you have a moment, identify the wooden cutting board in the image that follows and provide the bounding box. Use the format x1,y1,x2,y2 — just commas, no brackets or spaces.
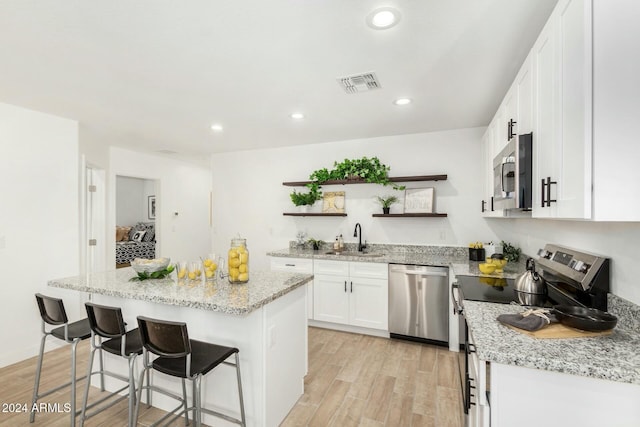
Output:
504,322,613,339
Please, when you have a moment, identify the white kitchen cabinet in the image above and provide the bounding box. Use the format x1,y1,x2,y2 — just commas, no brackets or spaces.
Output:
516,54,534,135
532,0,593,219
313,260,388,331
270,257,314,319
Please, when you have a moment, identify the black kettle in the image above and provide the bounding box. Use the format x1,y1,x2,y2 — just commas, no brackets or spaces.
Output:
515,258,547,295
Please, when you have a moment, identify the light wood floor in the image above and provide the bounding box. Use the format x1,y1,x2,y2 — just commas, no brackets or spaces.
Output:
0,327,463,426
282,327,463,427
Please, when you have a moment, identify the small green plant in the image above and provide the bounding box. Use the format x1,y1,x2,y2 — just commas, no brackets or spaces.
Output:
376,195,399,208
501,240,522,262
307,238,324,250
290,187,322,206
129,265,175,281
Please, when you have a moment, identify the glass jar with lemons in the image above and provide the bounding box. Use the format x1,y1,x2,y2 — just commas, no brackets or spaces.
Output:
228,238,249,283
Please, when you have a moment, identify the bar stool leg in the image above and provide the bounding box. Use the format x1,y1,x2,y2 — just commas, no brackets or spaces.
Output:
192,380,197,424
98,344,105,392
194,374,202,427
29,333,47,423
127,356,137,427
70,338,81,427
181,378,189,426
80,345,98,426
235,353,246,427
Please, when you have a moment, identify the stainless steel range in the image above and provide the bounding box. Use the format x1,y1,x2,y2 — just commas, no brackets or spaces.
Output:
451,244,611,422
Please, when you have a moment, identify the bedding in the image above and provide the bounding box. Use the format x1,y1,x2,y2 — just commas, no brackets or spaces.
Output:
115,222,156,265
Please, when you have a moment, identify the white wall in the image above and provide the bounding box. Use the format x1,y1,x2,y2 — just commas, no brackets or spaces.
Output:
0,102,80,367
116,175,155,226
109,147,212,266
211,127,499,270
488,219,640,305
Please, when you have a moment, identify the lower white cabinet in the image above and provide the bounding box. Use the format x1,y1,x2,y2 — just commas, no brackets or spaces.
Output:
313,260,388,331
269,257,314,319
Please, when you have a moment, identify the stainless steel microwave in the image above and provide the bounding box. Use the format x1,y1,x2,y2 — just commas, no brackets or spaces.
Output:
492,132,532,210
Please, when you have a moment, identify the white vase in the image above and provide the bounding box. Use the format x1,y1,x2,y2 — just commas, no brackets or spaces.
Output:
299,205,308,213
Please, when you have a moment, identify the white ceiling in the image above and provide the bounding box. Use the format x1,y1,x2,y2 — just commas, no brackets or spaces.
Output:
0,0,558,156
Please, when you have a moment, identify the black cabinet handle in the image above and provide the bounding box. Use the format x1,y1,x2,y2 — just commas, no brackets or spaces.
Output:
490,196,494,212
545,177,557,207
507,118,517,140
350,281,353,293
285,263,295,267
541,178,546,207
481,200,486,213
344,281,347,292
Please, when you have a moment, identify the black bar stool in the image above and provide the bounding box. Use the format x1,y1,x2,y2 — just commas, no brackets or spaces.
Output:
134,316,246,427
31,293,95,427
80,302,146,427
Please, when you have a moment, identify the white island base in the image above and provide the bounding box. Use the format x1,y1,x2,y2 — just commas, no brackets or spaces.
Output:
91,285,306,427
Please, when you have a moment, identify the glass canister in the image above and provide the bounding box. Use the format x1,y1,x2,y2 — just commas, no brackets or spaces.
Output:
228,238,249,284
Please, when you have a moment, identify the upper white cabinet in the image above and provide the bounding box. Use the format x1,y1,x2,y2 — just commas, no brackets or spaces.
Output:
533,0,592,219
485,0,640,221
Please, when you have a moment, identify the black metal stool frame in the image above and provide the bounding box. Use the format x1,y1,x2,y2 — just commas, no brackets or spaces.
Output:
80,302,148,427
134,316,246,427
31,293,99,427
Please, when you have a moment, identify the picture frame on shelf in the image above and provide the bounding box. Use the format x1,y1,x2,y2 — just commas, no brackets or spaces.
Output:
322,191,345,213
404,187,434,213
148,195,156,219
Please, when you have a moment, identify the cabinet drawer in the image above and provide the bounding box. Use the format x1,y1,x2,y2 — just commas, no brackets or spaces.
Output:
270,257,313,273
314,260,349,276
349,262,388,279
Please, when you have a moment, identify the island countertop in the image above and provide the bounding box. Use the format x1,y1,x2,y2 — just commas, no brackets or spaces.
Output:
48,268,313,316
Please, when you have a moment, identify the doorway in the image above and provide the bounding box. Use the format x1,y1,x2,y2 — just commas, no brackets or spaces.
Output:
115,175,158,268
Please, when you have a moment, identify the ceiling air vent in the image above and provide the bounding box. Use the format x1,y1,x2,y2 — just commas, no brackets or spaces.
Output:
337,72,381,94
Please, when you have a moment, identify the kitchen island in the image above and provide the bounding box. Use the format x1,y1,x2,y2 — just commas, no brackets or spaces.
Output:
49,268,313,427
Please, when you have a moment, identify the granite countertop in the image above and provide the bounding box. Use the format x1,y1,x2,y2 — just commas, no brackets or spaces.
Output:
48,268,313,316
267,244,469,267
463,300,640,385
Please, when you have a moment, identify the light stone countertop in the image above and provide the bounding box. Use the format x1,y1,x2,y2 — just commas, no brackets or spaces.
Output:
48,268,313,316
463,300,640,385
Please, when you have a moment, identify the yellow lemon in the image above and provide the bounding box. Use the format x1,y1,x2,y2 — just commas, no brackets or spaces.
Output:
229,250,239,259
239,253,248,264
178,269,187,279
205,270,214,278
203,259,212,267
229,258,241,268
239,264,247,273
229,267,239,277
210,262,217,270
188,272,196,280
238,273,249,282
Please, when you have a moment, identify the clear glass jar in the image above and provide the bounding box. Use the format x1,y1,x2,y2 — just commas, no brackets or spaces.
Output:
228,238,249,284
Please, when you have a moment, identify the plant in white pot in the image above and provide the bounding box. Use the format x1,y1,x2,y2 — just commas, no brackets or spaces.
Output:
290,187,322,212
376,195,399,214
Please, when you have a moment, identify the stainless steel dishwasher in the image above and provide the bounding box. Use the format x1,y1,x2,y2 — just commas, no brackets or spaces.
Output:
389,264,449,344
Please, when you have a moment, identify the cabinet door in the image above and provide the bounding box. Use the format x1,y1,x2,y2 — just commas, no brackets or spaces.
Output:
532,14,559,218
348,277,388,330
502,84,518,146
556,0,592,218
516,55,534,135
313,274,349,325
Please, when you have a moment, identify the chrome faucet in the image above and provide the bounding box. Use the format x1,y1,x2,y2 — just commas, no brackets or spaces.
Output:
353,223,366,252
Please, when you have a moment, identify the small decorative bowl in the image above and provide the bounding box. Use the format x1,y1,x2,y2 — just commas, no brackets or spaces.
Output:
478,263,497,274
131,257,171,273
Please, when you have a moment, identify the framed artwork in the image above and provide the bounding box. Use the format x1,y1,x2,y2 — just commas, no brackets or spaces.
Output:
404,187,434,213
148,195,156,219
322,191,345,213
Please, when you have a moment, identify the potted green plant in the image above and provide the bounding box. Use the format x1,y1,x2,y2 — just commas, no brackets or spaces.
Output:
307,238,324,251
376,195,399,214
290,187,322,212
501,240,522,262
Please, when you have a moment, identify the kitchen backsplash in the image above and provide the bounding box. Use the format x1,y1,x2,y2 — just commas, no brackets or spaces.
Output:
288,241,468,257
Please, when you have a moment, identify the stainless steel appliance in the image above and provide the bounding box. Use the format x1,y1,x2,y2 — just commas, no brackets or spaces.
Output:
451,244,610,419
492,132,533,211
389,264,449,344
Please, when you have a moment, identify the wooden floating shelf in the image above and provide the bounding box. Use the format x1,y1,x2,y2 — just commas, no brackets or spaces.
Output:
283,213,347,217
372,213,448,218
282,174,448,187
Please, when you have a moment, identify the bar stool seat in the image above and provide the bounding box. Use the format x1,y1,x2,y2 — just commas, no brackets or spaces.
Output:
152,340,238,378
100,329,144,356
31,293,96,427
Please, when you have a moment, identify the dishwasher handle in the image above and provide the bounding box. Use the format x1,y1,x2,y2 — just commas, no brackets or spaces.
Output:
391,269,448,277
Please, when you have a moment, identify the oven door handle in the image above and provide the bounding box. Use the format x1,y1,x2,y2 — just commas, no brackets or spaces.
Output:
451,283,463,315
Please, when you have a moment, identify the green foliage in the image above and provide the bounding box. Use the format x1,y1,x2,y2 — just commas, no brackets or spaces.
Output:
376,195,399,208
307,238,324,250
129,264,175,282
501,241,522,263
290,186,322,206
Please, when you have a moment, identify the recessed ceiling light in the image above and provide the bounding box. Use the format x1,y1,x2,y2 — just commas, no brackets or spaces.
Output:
394,98,412,106
366,7,401,30
290,112,305,120
210,124,223,132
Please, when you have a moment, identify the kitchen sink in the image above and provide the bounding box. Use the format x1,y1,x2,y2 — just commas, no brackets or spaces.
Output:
324,251,385,258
